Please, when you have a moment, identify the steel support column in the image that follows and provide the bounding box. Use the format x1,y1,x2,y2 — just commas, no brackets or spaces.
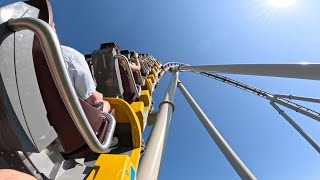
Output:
177,81,256,180
266,95,320,122
270,102,320,153
197,72,320,122
274,94,320,103
137,71,179,180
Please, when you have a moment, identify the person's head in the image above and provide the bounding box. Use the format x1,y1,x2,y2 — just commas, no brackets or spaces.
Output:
130,51,138,58
130,51,134,57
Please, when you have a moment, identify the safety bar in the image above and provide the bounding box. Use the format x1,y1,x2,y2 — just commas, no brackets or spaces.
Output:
101,112,117,149
126,55,145,84
7,17,116,153
114,54,141,97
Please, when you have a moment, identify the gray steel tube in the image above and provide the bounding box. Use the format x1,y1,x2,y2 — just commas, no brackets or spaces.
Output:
177,81,256,180
266,95,320,122
179,64,320,80
137,71,179,180
270,102,320,154
7,17,115,153
274,94,320,103
195,71,320,123
101,112,117,151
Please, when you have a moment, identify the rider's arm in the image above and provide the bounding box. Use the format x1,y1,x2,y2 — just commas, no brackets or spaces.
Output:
129,52,141,72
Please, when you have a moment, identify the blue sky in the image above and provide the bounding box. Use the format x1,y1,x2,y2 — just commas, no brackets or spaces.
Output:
3,0,320,179
50,0,320,179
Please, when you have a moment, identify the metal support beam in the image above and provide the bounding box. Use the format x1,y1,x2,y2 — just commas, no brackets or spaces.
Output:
137,71,179,180
274,94,320,103
270,102,320,154
179,64,320,80
266,95,320,122
177,81,256,180
197,72,320,123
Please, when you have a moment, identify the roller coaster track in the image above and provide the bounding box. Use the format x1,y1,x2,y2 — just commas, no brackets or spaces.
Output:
162,62,320,122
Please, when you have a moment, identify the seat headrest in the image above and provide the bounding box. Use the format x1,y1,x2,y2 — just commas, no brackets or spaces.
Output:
26,0,53,25
120,50,130,55
100,42,119,50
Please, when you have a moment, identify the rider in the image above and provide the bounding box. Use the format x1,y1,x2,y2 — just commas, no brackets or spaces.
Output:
51,22,111,112
61,45,111,112
129,51,141,72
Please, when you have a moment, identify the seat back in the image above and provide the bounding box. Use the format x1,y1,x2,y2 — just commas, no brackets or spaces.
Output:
139,58,148,76
140,54,152,72
116,51,140,103
26,0,105,154
139,55,150,74
96,43,139,103
119,63,138,103
84,54,94,75
120,50,144,85
133,69,143,85
92,47,124,98
0,1,59,152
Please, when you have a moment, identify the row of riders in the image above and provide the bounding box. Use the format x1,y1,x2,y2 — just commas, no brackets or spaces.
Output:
0,0,164,179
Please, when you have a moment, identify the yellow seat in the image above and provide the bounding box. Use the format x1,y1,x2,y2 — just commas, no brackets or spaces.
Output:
139,90,151,107
148,74,156,84
87,98,141,180
86,155,133,180
142,77,153,95
131,101,148,132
